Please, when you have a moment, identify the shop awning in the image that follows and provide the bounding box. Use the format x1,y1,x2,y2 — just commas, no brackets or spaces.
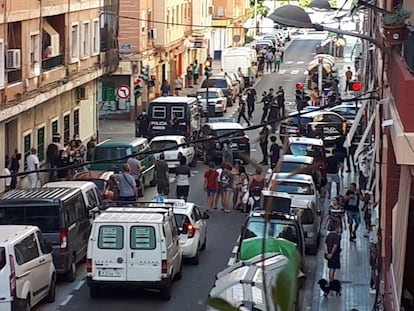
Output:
344,99,368,148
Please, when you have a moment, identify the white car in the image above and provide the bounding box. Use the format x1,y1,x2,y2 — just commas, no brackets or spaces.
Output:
196,88,228,116
150,135,196,168
270,173,319,210
159,199,209,264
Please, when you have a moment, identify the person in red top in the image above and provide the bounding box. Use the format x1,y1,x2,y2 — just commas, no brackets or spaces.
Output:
204,162,219,211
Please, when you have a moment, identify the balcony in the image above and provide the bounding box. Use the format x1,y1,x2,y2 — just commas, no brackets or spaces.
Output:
42,54,64,71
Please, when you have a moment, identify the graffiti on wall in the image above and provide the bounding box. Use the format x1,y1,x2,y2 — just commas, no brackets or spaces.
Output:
99,82,131,116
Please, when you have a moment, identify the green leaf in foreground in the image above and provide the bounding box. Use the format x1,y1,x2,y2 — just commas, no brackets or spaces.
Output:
272,250,300,311
205,297,239,311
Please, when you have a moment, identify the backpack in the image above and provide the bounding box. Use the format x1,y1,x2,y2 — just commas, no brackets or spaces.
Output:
220,172,231,188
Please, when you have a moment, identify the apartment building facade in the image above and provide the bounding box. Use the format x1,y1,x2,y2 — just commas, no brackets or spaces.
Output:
0,0,119,190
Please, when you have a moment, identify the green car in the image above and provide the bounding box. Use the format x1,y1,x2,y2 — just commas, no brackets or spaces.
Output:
89,138,156,191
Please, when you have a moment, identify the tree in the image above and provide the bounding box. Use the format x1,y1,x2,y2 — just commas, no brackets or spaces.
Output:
249,0,270,18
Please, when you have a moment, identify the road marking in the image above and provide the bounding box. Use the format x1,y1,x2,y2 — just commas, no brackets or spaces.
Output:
278,70,287,74
297,61,304,64
291,69,300,75
227,257,236,267
232,246,238,254
304,70,309,75
60,295,73,306
285,61,293,64
73,279,85,291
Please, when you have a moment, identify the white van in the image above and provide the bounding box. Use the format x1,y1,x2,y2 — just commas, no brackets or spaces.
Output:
221,47,257,84
0,225,56,311
86,207,183,300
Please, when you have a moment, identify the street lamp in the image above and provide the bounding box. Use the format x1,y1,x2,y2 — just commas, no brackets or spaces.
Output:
310,0,390,14
268,5,389,53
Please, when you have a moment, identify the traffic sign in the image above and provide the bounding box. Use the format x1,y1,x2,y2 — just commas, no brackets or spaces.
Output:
117,85,131,99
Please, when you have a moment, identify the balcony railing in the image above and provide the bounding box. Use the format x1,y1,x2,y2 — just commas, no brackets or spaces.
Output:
42,55,64,71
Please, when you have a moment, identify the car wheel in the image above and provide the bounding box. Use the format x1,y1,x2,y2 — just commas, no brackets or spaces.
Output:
89,286,101,299
160,278,172,300
24,296,31,311
191,244,200,265
201,234,207,250
66,257,77,282
44,275,56,303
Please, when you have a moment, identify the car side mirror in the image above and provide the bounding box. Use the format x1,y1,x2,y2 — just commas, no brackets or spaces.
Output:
202,212,210,219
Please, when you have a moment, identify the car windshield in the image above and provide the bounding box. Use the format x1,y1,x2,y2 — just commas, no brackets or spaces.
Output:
197,92,219,99
288,144,324,158
174,214,191,233
150,140,178,151
0,206,60,233
91,179,105,191
202,79,227,88
242,219,298,245
285,116,313,126
280,161,312,173
275,181,313,195
94,147,129,162
215,129,245,138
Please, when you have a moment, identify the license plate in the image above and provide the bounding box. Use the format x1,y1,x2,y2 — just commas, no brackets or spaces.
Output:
152,126,165,130
230,143,238,149
98,269,121,277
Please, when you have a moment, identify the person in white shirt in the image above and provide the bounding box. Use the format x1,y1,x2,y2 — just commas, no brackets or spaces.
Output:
26,147,40,188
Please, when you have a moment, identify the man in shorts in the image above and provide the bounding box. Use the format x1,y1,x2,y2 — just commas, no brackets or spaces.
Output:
325,151,340,199
344,182,362,241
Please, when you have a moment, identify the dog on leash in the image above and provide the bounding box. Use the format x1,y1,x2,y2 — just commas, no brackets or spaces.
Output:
318,279,342,296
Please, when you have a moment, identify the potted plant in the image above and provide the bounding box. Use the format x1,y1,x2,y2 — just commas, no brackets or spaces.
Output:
382,4,411,45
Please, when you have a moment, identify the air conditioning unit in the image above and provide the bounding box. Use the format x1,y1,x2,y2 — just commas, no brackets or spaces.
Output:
7,49,21,69
149,28,157,40
76,86,87,100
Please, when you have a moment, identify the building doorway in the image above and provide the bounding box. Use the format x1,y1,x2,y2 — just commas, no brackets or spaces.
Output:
5,119,18,158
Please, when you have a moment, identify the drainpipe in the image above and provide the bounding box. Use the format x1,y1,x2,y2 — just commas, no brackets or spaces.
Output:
38,0,43,89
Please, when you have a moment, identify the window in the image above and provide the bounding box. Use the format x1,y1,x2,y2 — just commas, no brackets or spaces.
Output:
98,226,124,249
171,106,184,119
65,194,86,226
71,23,79,60
92,19,100,54
73,109,79,136
23,132,31,170
81,22,90,58
36,231,49,254
86,189,98,208
299,208,314,225
130,226,156,249
14,234,40,265
275,181,313,195
63,114,70,145
152,106,166,118
37,127,45,162
150,140,178,152
0,247,5,270
51,119,58,136
29,33,40,73
0,40,4,88
167,10,170,29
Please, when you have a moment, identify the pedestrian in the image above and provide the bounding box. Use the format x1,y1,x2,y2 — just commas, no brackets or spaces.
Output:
269,136,280,170
249,62,258,85
310,87,321,106
154,153,170,197
346,139,358,173
261,91,270,123
238,166,249,211
204,162,219,211
324,222,342,283
345,66,353,91
222,141,234,165
237,94,250,126
354,53,362,73
137,110,149,138
258,53,265,75
258,125,269,165
220,163,233,213
170,113,180,133
86,135,97,162
276,86,285,117
361,191,372,237
326,196,346,233
174,76,183,96
193,60,199,85
231,161,241,209
46,134,62,182
237,67,243,78
187,64,193,88
248,168,265,193
274,50,282,72
26,147,40,188
334,136,347,177
9,149,21,189
214,162,226,210
161,79,171,96
343,182,362,241
268,98,279,132
73,134,86,167
127,153,143,196
114,164,137,205
358,154,369,191
176,155,191,201
279,45,285,63
3,156,11,192
265,49,274,73
246,87,257,119
325,151,341,199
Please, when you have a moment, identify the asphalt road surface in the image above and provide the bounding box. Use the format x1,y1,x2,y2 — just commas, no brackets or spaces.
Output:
36,35,325,311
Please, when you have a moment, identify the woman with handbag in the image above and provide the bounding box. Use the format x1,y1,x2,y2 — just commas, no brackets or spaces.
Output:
114,164,137,206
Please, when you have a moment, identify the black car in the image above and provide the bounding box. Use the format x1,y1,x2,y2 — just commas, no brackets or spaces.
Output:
200,119,250,164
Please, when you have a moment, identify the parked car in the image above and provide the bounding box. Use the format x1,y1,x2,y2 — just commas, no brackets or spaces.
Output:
153,199,209,264
0,188,91,281
0,225,56,311
262,34,280,46
89,138,156,191
73,170,117,202
150,135,196,169
200,74,235,106
200,119,250,164
86,205,183,300
196,88,228,116
290,199,321,255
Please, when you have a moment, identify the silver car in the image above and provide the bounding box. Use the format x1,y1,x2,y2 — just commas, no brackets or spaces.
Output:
196,88,228,116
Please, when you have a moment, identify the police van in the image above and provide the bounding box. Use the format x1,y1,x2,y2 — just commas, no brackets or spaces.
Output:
147,96,201,140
